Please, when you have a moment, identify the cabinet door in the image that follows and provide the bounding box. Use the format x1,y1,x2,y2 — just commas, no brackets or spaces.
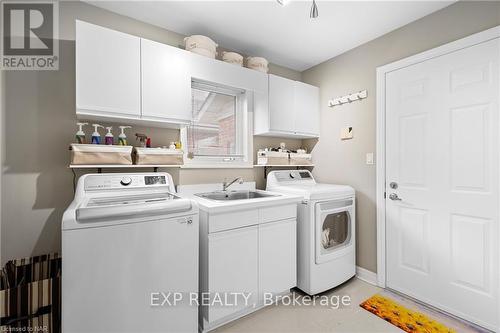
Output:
294,81,320,136
76,20,141,117
259,219,297,297
208,226,258,323
141,39,192,124
268,74,295,133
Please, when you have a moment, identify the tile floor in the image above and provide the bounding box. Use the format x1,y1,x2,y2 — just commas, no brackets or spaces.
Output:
214,278,486,333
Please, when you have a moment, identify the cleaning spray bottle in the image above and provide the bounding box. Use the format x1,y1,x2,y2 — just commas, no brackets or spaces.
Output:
105,127,114,145
91,124,104,144
118,126,131,146
75,122,88,144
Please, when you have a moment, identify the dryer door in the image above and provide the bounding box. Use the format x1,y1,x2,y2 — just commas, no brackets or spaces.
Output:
315,199,354,264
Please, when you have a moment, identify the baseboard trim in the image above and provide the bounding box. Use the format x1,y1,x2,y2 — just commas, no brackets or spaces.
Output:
356,266,377,286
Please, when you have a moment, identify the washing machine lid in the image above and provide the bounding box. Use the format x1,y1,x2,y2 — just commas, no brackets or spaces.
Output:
76,192,192,222
268,184,354,201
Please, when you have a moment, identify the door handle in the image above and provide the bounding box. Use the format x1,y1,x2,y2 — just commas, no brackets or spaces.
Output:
389,193,402,201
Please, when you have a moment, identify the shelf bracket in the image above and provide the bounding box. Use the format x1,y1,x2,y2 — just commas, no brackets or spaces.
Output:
264,166,269,179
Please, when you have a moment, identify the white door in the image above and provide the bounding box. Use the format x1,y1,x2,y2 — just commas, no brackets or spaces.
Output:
386,38,499,330
269,74,295,133
76,21,141,117
141,39,192,124
294,81,320,137
259,219,297,297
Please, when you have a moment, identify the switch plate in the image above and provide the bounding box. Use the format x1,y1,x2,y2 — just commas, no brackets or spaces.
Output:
341,127,353,140
366,152,374,165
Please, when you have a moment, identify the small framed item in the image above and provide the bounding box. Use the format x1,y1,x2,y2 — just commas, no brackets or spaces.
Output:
341,127,353,140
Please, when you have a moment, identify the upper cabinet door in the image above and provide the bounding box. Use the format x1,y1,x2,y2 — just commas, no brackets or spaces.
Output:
141,39,192,124
76,21,141,117
294,81,320,137
268,74,295,133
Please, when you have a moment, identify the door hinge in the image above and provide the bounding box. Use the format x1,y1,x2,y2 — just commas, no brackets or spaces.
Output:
384,192,386,199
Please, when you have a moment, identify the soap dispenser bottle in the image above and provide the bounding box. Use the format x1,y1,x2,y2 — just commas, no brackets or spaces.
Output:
118,126,131,145
105,127,114,145
91,124,104,144
75,122,88,144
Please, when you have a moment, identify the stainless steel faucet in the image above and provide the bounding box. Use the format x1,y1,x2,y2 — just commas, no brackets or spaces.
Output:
222,177,244,191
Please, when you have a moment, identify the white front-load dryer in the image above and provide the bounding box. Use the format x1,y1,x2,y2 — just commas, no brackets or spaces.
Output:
267,170,355,295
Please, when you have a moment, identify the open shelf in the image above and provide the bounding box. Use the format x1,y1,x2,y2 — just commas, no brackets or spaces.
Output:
69,164,182,169
69,164,182,173
253,164,314,167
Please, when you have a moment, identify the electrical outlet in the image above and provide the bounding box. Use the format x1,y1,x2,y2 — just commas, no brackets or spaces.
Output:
366,152,374,165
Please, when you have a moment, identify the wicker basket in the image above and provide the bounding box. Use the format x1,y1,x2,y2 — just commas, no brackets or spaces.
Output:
134,147,184,165
70,144,133,165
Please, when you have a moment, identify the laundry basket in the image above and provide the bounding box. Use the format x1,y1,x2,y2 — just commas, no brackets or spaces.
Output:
0,254,61,332
70,144,133,165
134,147,184,165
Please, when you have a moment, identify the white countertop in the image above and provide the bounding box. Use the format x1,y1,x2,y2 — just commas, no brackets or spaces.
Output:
177,183,302,214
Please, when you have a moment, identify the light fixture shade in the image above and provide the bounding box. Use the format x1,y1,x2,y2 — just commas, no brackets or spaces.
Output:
310,0,318,18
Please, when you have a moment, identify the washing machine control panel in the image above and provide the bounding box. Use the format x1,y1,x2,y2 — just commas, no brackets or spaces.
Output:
84,173,171,191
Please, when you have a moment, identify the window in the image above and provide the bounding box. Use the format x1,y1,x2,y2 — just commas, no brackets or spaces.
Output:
181,80,252,167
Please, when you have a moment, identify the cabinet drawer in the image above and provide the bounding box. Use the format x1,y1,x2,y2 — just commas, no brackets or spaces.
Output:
209,209,259,233
259,204,297,224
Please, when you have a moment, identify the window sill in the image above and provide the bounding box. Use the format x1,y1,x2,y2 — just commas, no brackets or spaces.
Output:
180,163,254,169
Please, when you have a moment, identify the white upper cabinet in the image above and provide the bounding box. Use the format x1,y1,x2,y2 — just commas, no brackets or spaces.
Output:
268,74,295,133
141,39,192,124
294,80,320,136
254,74,320,138
76,20,141,118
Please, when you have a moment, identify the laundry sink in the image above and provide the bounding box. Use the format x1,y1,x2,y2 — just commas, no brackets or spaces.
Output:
195,190,279,201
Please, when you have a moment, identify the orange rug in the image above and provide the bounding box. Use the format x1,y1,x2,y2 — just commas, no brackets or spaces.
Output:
360,294,456,333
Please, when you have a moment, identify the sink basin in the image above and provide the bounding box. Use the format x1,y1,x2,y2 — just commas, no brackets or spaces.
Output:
195,190,279,201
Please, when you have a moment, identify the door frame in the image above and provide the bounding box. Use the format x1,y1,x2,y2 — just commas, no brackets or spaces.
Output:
375,26,500,308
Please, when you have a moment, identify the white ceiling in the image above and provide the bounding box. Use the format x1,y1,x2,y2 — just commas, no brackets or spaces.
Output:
87,1,453,71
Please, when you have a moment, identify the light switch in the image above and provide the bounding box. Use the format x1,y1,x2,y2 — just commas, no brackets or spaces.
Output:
366,152,374,165
341,127,353,140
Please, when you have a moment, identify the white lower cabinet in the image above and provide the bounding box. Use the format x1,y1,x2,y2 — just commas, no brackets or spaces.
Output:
207,226,259,323
200,205,297,331
259,219,297,297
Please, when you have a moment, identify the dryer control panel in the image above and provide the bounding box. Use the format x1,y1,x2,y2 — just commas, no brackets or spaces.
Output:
267,170,316,187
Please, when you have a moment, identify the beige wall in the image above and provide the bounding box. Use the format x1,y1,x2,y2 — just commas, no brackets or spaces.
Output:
0,1,302,264
302,1,500,273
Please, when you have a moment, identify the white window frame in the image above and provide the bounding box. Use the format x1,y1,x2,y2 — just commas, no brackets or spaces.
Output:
180,80,253,169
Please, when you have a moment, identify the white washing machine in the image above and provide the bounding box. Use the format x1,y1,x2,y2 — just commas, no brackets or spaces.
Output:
267,170,355,295
62,173,199,332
